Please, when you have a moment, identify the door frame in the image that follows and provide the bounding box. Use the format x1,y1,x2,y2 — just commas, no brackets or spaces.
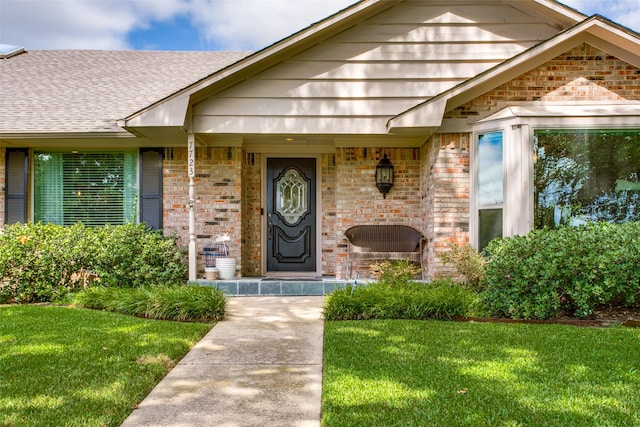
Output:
261,154,322,277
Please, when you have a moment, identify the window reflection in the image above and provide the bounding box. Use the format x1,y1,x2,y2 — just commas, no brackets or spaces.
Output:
534,129,640,228
478,131,504,250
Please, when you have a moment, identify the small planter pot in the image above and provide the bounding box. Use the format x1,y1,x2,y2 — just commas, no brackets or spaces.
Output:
205,267,218,280
216,257,236,280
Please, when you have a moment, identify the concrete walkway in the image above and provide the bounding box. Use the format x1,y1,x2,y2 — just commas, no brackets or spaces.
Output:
121,296,326,427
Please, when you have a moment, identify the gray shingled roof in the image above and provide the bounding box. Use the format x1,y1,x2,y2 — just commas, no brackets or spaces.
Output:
0,50,250,134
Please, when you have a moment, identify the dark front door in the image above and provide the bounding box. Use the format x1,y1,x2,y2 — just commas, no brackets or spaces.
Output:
266,158,316,273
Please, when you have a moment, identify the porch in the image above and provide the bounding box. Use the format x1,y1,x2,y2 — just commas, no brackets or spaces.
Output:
193,277,354,296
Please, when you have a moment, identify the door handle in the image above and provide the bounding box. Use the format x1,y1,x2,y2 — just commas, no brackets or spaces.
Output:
268,221,273,240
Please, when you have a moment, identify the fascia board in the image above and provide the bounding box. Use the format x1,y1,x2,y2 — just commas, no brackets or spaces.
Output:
124,0,400,128
583,21,640,67
388,16,640,131
387,97,448,131
530,0,586,23
0,131,134,140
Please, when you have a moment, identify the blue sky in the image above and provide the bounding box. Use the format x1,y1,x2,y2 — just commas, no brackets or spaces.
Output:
0,0,638,52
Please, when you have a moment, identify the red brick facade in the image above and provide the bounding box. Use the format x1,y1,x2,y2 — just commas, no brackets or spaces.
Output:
422,134,471,280
334,148,422,278
162,147,243,276
2,44,639,281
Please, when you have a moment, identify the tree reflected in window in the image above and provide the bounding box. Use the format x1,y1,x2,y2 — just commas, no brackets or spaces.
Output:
534,129,640,228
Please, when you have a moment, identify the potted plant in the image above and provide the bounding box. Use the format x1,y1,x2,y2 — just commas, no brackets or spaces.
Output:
215,233,236,279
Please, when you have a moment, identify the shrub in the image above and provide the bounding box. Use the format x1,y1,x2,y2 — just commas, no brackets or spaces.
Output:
482,222,640,319
325,279,483,321
72,285,225,322
0,223,187,303
439,242,486,291
88,224,187,287
369,259,421,285
0,223,89,303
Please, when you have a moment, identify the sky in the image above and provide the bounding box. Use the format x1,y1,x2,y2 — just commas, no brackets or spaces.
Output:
0,0,638,52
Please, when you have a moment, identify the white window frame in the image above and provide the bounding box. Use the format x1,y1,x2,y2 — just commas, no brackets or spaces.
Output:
467,104,640,249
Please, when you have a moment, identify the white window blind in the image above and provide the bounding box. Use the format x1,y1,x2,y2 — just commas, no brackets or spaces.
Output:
34,151,137,226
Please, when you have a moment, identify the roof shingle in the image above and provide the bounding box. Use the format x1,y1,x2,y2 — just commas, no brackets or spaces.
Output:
0,50,250,134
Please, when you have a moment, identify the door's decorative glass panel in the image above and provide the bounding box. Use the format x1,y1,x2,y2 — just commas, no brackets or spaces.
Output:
275,168,309,225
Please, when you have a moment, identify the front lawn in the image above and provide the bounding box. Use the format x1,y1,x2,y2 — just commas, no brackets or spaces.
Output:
0,305,212,427
322,320,640,427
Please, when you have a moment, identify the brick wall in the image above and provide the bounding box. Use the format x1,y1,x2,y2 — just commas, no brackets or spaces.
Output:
158,44,640,280
448,43,640,119
242,151,262,276
321,153,338,276
422,134,471,281
335,147,422,279
162,146,242,277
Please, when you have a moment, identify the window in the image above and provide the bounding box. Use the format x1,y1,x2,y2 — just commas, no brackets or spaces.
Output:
477,131,503,250
34,151,137,226
534,129,640,228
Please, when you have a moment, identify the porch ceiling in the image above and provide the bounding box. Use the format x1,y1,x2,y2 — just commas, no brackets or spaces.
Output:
195,132,430,152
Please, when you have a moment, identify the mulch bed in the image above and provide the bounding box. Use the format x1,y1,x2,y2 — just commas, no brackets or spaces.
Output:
453,305,640,328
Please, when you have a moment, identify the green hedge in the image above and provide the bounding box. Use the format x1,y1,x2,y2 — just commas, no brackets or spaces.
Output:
0,223,187,303
482,222,640,319
325,280,483,321
72,285,225,322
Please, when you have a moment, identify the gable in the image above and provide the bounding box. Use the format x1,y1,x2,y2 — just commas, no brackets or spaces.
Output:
448,43,640,120
125,0,583,144
389,16,640,132
191,1,577,139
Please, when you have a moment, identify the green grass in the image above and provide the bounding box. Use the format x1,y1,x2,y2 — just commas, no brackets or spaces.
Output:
322,320,640,427
0,305,212,427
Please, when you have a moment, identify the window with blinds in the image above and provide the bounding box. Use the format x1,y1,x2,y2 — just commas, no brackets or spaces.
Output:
34,151,137,226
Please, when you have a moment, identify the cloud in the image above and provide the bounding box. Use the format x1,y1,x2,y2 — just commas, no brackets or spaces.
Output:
561,0,640,29
0,0,191,49
0,0,355,50
189,0,355,50
0,0,637,51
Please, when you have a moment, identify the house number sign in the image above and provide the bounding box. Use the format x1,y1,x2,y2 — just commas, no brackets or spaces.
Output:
188,137,195,178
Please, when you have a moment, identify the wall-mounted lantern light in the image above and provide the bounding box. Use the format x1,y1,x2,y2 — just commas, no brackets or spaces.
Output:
375,154,394,198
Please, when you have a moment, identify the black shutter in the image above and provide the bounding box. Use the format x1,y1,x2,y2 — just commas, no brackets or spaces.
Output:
5,149,28,224
140,149,163,229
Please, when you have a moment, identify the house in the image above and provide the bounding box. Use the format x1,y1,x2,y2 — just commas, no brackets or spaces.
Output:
1,0,639,282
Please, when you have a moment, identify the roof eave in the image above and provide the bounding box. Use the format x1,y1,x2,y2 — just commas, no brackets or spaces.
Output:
0,131,134,140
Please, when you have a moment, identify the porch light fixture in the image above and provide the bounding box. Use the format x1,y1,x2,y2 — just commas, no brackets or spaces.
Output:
375,154,394,198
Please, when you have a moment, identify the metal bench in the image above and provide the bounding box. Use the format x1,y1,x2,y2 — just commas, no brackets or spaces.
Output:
344,225,425,279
